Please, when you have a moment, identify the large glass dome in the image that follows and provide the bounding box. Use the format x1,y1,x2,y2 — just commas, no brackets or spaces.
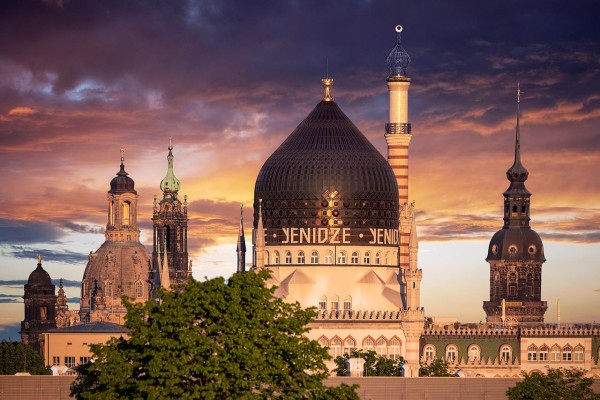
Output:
253,99,399,245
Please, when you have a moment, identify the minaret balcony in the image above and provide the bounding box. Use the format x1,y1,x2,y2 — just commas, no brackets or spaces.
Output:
385,123,411,135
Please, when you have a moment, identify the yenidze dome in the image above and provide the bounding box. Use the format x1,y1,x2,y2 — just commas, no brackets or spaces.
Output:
254,92,399,246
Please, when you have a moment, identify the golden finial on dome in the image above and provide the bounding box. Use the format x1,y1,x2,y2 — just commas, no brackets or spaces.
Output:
37,254,42,264
321,78,334,102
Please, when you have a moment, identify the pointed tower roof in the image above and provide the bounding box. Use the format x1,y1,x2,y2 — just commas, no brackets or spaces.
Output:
160,140,181,198
506,83,529,185
109,149,136,194
386,25,411,79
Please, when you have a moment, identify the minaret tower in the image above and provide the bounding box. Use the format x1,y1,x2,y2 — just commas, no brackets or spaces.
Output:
385,25,420,309
153,140,190,287
237,204,246,273
483,84,547,324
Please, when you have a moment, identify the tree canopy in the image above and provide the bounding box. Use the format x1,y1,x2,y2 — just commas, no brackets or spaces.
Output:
418,358,452,377
334,349,405,376
71,270,358,399
0,340,49,375
506,368,600,400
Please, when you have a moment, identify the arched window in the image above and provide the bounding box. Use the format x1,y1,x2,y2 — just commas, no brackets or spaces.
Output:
109,201,114,225
343,337,356,355
376,337,388,357
351,251,359,264
539,345,549,361
364,251,371,264
468,344,481,361
297,250,305,264
384,252,389,265
265,251,270,265
375,252,381,265
285,251,292,264
338,251,347,264
106,282,113,297
562,345,572,361
500,345,512,363
330,295,339,311
363,337,375,352
574,345,584,362
389,338,402,360
324,250,333,264
318,295,327,310
527,344,537,361
343,295,351,312
136,281,143,298
122,201,131,225
446,344,458,363
274,251,280,264
330,337,342,358
311,251,319,264
318,337,329,348
424,344,436,360
550,345,561,361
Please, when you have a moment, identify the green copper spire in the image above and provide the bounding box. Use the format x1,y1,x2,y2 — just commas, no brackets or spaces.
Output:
160,139,181,198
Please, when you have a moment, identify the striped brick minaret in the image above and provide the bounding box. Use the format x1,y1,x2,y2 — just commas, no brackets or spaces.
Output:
385,25,417,309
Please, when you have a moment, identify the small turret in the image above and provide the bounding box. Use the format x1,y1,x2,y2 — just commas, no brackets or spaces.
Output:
237,205,246,273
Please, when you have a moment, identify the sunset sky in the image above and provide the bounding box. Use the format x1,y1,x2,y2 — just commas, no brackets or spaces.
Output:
1,0,599,340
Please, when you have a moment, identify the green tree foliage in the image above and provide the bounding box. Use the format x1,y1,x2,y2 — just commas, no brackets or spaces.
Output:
71,270,358,400
0,340,49,375
333,349,405,376
506,368,600,400
418,358,452,377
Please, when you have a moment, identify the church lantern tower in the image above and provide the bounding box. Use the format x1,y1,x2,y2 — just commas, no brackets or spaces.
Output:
80,151,152,323
384,25,421,309
483,85,547,325
152,141,190,288
20,255,57,354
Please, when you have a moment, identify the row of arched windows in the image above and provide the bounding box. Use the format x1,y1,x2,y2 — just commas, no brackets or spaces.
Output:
527,344,585,362
318,335,403,360
266,250,397,265
423,344,514,363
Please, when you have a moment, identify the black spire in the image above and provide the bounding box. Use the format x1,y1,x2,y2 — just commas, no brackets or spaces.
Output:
506,83,529,183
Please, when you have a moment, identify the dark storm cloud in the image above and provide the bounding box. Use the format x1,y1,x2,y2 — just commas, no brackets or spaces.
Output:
0,219,63,244
0,279,80,287
2,246,88,264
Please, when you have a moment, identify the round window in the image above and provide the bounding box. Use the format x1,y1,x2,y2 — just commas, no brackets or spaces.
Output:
491,244,498,254
508,245,518,254
528,245,537,255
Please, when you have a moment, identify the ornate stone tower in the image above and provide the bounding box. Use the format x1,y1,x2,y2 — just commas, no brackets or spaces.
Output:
483,85,547,325
384,25,422,310
152,142,190,289
20,256,56,354
80,151,152,323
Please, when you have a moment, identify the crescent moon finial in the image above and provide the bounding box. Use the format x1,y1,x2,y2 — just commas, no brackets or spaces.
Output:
395,25,403,33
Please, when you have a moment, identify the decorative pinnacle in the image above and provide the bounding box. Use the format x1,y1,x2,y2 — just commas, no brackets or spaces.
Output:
120,148,125,165
169,137,173,151
37,254,42,264
517,81,522,104
321,78,334,102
